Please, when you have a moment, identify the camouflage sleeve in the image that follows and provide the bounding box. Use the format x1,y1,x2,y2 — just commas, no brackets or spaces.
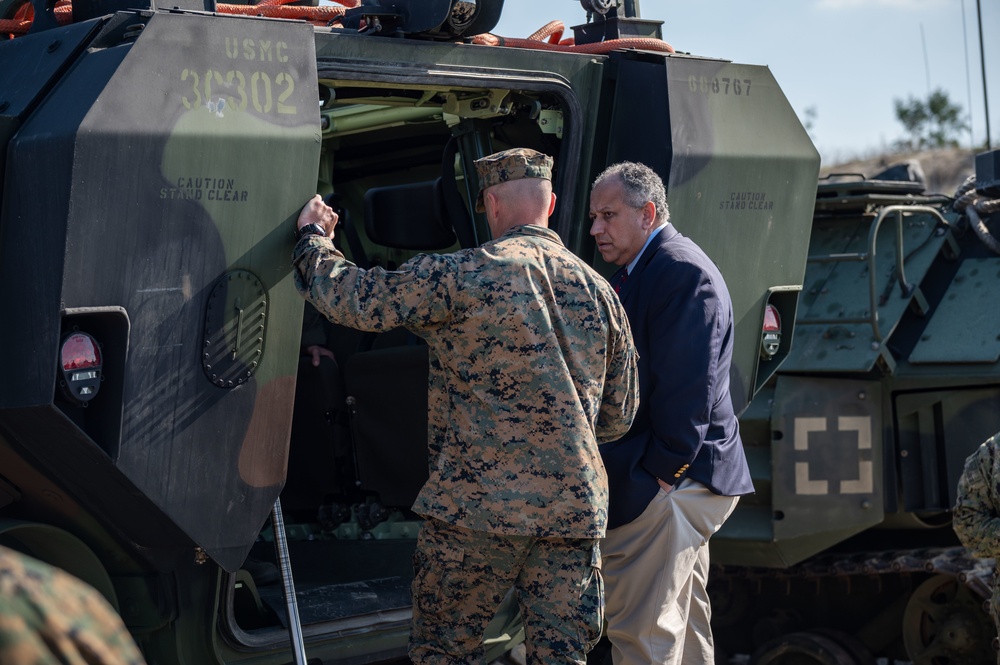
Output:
953,434,1000,558
292,235,458,333
595,298,639,443
0,546,146,665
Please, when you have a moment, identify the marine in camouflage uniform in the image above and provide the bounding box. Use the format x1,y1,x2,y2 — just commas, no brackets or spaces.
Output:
953,430,1000,662
0,545,146,665
292,148,639,664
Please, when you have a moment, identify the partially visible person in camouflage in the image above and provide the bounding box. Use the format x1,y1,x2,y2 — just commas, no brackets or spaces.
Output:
292,147,639,664
0,545,146,665
953,429,1000,662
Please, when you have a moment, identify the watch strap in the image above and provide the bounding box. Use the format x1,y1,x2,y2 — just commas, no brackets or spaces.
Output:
296,223,326,241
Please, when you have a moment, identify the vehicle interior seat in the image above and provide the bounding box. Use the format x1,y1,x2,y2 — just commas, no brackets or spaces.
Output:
283,305,355,517
345,178,461,509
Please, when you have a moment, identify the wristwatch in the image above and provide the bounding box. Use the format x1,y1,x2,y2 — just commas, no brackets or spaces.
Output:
296,223,327,241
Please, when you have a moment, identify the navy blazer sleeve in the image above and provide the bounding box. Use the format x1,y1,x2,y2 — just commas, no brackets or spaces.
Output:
600,228,752,528
639,254,725,485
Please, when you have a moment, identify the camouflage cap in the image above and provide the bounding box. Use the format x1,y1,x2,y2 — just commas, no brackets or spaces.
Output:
474,148,553,213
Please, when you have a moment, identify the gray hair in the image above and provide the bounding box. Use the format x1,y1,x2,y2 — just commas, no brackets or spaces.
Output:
593,162,669,224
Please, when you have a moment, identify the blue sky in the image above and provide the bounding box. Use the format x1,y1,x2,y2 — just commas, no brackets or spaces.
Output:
491,0,999,166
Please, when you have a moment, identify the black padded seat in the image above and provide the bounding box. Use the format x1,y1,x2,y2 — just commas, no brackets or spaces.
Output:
345,345,430,508
363,179,458,251
347,179,463,509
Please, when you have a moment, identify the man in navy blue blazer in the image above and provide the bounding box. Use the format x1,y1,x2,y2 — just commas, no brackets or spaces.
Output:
589,162,754,665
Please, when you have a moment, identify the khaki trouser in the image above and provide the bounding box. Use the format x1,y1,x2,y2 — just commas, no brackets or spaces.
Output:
602,479,739,665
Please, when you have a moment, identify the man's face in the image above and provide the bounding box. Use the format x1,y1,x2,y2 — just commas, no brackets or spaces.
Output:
589,179,654,266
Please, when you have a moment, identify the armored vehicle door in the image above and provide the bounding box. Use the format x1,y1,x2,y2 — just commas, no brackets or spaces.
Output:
590,50,820,412
0,12,321,571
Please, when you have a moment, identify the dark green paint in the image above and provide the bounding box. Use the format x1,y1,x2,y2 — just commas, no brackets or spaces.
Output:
0,2,821,663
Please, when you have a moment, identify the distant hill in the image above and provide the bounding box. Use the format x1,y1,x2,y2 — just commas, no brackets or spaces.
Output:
819,147,979,198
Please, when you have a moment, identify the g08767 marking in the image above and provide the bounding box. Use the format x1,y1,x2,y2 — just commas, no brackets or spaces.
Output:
688,75,752,97
180,68,298,116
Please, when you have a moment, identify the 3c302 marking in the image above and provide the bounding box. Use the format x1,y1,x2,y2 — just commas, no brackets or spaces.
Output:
180,68,298,116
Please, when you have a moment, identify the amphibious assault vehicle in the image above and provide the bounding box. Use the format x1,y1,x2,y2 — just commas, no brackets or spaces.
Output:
709,152,1000,665
1,0,821,662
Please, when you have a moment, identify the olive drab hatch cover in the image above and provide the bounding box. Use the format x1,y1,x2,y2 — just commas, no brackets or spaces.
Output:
0,13,321,571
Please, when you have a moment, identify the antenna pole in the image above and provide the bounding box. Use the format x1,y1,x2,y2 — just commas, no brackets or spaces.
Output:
920,23,931,96
976,0,992,149
961,0,975,148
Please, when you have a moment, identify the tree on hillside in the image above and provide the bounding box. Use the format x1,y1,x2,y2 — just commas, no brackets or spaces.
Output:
893,89,968,150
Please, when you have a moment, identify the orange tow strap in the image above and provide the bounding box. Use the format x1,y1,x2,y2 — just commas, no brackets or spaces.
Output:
3,5,674,57
474,19,674,54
